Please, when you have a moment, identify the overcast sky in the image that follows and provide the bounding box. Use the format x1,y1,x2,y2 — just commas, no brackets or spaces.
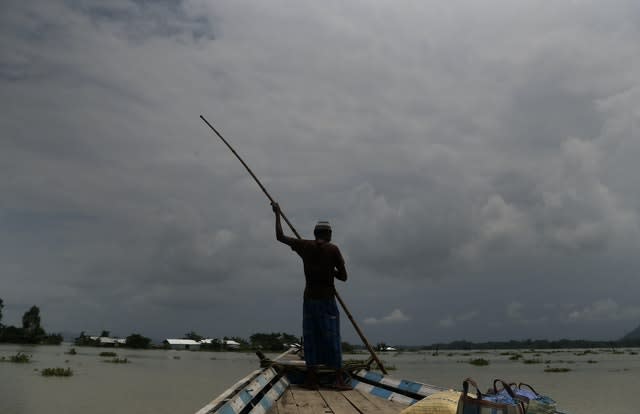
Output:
1,0,639,345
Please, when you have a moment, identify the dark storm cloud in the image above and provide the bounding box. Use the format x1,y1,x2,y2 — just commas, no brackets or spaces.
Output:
1,0,640,344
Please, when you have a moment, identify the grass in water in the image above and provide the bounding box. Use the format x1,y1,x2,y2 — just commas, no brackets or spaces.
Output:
469,358,490,366
99,351,117,357
509,354,523,361
42,367,73,377
0,352,32,363
522,359,543,364
545,367,571,373
66,348,77,355
105,357,129,363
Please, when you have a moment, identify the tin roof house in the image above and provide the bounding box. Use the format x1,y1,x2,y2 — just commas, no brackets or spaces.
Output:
163,339,201,350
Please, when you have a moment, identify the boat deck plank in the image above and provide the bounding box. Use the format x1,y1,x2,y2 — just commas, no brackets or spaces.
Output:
343,389,403,414
288,386,332,414
318,390,360,414
275,388,301,414
269,386,404,414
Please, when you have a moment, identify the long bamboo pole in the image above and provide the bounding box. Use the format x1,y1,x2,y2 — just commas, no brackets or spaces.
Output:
200,115,388,374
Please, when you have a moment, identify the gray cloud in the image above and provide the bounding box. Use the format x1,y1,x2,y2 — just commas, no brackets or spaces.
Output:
1,0,640,344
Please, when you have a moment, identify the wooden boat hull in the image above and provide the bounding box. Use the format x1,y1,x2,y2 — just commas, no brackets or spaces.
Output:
194,349,567,414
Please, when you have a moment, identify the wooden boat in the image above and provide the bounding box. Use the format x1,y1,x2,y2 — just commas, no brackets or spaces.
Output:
193,347,566,414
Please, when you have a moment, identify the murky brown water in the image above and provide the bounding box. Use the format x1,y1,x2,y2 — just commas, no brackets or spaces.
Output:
1,344,637,414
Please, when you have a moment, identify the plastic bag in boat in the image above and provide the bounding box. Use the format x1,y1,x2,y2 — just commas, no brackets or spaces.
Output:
457,378,525,414
492,381,556,414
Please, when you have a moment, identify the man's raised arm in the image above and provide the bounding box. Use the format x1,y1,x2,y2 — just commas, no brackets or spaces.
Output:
272,202,295,245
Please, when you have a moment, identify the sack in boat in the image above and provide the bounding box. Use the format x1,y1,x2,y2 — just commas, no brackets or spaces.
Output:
492,381,556,414
457,378,525,414
400,390,462,414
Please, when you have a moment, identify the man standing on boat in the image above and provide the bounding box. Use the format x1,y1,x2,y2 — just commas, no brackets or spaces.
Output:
272,202,351,390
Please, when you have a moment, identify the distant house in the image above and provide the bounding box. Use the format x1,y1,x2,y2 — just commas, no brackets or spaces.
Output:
196,338,241,350
89,336,127,347
163,339,201,350
223,339,240,350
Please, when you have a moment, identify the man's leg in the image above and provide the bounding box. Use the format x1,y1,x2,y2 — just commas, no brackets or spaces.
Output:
302,300,320,389
302,366,319,390
324,301,352,390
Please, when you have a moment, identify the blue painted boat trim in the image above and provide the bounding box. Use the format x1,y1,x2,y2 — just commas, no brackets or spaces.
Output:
350,378,418,405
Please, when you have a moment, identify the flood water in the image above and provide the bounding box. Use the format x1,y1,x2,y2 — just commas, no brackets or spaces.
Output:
0,344,637,414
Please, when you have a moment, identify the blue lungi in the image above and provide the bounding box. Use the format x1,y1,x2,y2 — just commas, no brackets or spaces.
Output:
303,298,342,369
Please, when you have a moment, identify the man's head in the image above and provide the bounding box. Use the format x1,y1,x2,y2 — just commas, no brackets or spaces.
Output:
314,221,332,242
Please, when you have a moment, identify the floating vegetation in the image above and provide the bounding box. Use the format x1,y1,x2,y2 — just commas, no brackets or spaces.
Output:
42,367,73,377
509,354,523,361
66,348,77,355
574,350,598,356
522,359,543,364
545,367,571,373
173,356,181,360
587,360,598,364
629,351,638,355
105,357,129,364
0,352,32,363
609,368,631,372
99,352,117,357
469,358,490,366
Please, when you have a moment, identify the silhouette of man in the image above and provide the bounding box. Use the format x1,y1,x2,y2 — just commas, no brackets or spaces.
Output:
272,202,351,390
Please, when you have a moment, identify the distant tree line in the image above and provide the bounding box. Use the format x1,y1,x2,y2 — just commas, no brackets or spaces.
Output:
75,331,152,349
181,331,299,351
0,299,63,345
424,337,640,351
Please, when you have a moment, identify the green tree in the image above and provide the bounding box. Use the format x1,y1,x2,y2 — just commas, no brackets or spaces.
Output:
42,333,63,345
100,330,110,338
184,331,203,341
75,331,99,346
341,341,355,353
228,336,249,346
22,306,45,342
126,333,151,349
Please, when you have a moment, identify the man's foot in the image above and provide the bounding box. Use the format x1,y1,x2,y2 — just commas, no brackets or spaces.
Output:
332,383,353,391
